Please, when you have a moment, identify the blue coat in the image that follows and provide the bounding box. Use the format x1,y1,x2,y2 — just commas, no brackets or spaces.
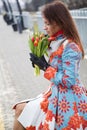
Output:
44,35,87,129
17,35,87,130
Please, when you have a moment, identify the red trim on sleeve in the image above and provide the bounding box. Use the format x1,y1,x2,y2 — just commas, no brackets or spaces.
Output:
44,66,57,80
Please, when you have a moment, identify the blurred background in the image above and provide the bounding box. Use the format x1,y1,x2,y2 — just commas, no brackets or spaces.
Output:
0,0,87,52
1,0,87,12
0,0,87,130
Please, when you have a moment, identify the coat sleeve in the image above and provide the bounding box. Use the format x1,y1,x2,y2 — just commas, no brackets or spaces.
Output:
44,43,81,88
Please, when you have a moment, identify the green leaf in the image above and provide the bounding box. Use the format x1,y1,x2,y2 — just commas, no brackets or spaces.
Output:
28,39,34,53
40,38,49,56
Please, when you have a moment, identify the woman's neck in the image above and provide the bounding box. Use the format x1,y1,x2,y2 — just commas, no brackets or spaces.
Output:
52,30,63,37
48,30,64,42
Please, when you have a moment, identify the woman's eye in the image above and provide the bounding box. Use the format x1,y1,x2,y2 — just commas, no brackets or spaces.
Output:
46,23,50,26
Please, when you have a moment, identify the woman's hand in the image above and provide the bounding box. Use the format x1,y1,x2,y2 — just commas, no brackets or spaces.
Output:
29,53,50,71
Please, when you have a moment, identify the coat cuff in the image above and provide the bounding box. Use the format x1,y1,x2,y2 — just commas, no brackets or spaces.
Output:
44,66,57,80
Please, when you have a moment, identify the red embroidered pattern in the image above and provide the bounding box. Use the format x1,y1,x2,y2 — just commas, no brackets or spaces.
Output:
40,98,49,113
62,102,87,130
50,96,58,108
26,126,36,130
56,113,64,127
59,84,68,94
78,100,87,114
50,44,64,62
46,110,55,122
44,66,57,80
59,98,70,113
72,85,83,95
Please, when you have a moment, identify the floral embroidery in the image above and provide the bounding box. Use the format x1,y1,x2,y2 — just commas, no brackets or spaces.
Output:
58,98,70,113
50,96,58,108
40,98,49,113
62,75,69,85
78,100,87,114
38,122,50,130
59,84,68,94
64,113,82,130
44,66,57,80
63,114,87,130
62,102,87,130
65,61,70,66
50,44,64,62
46,110,55,122
73,102,78,113
81,117,87,129
26,126,36,130
72,85,83,95
43,122,49,130
56,113,64,127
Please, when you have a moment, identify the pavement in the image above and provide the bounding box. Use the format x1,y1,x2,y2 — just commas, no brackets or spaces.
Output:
0,15,49,130
0,109,5,130
0,15,87,130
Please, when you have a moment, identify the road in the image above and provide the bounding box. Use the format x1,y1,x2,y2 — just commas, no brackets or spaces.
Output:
0,15,87,130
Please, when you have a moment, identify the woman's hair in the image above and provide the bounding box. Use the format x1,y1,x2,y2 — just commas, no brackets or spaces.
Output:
42,0,84,58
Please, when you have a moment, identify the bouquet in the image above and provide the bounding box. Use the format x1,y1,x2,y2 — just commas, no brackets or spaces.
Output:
28,32,49,76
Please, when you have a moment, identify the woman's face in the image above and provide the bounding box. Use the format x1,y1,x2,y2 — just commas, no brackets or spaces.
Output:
43,16,61,36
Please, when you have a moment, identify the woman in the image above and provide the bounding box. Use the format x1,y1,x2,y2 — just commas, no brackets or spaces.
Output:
13,1,87,130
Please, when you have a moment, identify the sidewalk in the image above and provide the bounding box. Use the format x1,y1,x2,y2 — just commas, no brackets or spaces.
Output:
0,109,5,130
0,15,49,130
0,51,18,130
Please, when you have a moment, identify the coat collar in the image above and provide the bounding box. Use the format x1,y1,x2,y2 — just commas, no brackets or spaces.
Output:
48,30,64,42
